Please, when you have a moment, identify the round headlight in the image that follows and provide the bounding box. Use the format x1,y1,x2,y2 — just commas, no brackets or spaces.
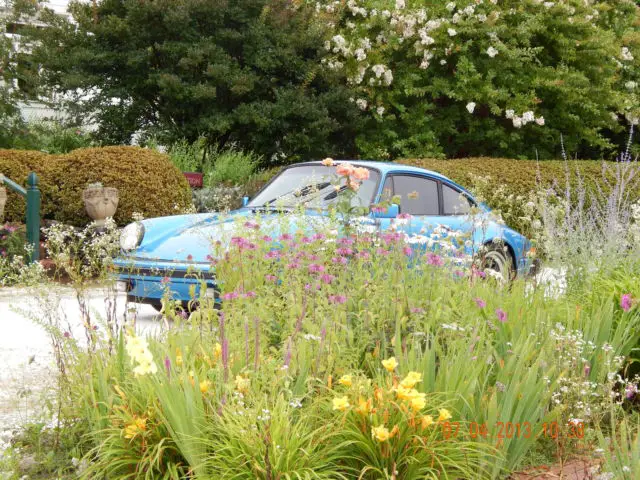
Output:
120,222,145,251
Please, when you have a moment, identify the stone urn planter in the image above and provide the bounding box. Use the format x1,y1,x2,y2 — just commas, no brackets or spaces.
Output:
0,186,6,221
82,183,119,226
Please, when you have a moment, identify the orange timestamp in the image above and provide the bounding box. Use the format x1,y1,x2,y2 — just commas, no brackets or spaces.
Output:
440,421,586,441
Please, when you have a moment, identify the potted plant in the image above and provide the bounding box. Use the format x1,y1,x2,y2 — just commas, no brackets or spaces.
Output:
82,182,119,226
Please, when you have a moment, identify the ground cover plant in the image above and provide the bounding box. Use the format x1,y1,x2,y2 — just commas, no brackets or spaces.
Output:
2,161,640,479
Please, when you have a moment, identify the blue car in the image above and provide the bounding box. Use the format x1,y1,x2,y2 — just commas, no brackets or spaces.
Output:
114,161,531,308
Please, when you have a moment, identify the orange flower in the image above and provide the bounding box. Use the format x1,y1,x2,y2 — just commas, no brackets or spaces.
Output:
348,179,360,191
352,167,370,181
390,425,400,438
123,416,147,439
336,162,355,177
321,157,335,166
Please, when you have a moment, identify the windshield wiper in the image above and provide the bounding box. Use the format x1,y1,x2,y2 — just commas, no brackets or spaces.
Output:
262,182,331,206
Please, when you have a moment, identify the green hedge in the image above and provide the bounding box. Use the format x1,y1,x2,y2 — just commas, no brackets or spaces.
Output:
1,146,193,226
400,157,639,200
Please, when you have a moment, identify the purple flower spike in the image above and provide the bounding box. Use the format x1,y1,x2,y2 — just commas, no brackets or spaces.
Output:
164,356,171,378
583,363,591,377
625,384,637,400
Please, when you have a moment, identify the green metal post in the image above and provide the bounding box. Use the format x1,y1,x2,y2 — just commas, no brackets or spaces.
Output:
25,173,40,262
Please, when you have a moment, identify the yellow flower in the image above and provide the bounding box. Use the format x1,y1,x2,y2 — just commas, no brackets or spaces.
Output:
395,385,419,401
355,397,372,416
321,157,334,166
338,374,352,387
400,371,422,389
332,396,350,412
176,355,183,367
123,416,147,439
199,380,212,394
421,415,434,429
409,393,427,412
382,357,398,372
235,375,250,394
328,375,333,389
438,408,452,422
371,424,390,442
214,342,222,360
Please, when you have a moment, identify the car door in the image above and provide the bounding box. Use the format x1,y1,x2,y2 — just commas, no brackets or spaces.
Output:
377,174,441,250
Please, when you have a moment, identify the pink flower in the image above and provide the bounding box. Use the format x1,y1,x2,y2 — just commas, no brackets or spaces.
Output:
427,253,444,267
495,308,507,323
473,269,487,279
328,294,347,304
301,236,312,244
338,237,354,246
308,263,325,273
336,247,353,256
222,292,239,301
244,221,260,230
403,246,413,256
454,270,464,277
358,251,371,260
312,233,326,241
410,307,425,314
621,294,633,312
278,234,293,241
161,276,171,285
320,274,336,284
583,363,591,377
332,256,348,265
286,262,300,270
474,298,486,308
397,213,412,220
243,291,257,298
265,274,277,282
262,235,273,242
264,250,280,259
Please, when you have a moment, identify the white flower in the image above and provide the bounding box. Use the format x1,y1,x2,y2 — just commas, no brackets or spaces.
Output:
505,109,515,119
522,111,535,123
395,0,405,9
513,116,523,128
535,116,545,126
447,28,457,37
446,2,456,11
354,48,367,61
625,81,637,91
477,13,487,22
383,69,393,85
376,106,385,116
381,10,391,18
440,59,447,65
487,46,499,58
543,2,555,8
621,47,634,62
372,64,386,78
356,98,368,110
466,102,476,113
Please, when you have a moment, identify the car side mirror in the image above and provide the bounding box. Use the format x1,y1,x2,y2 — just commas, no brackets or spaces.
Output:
242,196,249,207
371,204,399,219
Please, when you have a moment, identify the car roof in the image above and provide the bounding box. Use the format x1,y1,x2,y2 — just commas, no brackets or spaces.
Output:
295,160,467,192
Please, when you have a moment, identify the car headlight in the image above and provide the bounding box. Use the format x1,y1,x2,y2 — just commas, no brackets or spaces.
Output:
120,222,145,252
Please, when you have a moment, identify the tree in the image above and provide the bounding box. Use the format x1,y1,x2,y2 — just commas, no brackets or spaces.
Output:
26,0,362,164
322,0,640,159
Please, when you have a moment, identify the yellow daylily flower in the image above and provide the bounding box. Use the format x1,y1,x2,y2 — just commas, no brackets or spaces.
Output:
438,408,452,422
409,393,427,412
355,397,372,416
421,415,435,429
338,374,353,387
199,380,212,394
371,424,390,442
400,371,422,389
332,396,350,412
382,357,398,372
123,416,147,439
214,342,222,360
395,385,419,401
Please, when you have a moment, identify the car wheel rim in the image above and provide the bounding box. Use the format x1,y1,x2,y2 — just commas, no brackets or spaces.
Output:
483,251,507,278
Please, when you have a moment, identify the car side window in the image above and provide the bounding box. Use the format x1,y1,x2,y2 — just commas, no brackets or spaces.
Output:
384,175,439,215
442,184,472,215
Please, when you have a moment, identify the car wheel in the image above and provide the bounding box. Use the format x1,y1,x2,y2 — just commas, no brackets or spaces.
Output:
480,245,515,281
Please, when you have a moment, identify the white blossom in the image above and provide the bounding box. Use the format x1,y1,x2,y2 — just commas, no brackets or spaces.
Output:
625,81,637,91
356,98,368,110
513,116,523,128
447,28,457,37
395,0,405,9
487,46,499,58
372,64,386,78
376,106,385,116
354,48,367,61
466,102,476,113
621,47,634,62
446,2,456,11
522,111,535,123
535,116,545,126
505,109,515,119
383,69,393,85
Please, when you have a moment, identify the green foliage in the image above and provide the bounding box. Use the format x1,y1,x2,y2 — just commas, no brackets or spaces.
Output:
324,0,640,159
0,223,26,260
8,121,94,154
27,0,363,164
204,146,261,186
165,137,207,173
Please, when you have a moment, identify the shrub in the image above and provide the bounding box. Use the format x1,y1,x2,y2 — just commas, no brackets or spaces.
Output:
0,149,53,223
47,146,193,226
204,147,261,187
166,137,207,173
324,0,640,159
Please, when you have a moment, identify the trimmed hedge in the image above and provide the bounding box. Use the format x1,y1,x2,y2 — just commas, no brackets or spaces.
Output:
0,146,192,226
400,157,640,200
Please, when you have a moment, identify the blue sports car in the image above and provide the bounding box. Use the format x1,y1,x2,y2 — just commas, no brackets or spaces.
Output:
114,161,531,309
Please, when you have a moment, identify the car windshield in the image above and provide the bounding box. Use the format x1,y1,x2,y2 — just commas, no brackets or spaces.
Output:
248,164,381,209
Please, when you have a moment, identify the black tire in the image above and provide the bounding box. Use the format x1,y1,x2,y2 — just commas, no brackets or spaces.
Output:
480,244,516,281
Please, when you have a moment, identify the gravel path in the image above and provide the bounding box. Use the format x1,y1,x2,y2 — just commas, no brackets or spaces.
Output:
0,287,160,434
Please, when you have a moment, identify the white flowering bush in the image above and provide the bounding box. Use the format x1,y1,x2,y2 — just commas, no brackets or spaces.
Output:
318,0,640,159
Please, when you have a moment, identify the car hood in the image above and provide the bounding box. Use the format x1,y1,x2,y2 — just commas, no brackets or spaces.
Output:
130,208,338,264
